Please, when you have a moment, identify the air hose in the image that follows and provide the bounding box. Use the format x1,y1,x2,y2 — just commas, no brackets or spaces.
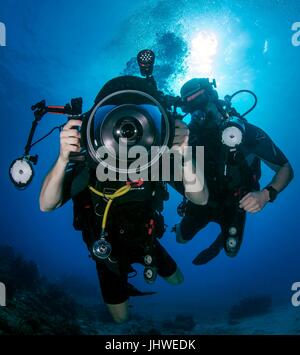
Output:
88,180,145,262
227,90,258,118
88,183,132,236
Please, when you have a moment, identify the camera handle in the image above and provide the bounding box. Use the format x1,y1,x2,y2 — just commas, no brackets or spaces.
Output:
24,98,83,160
67,115,87,163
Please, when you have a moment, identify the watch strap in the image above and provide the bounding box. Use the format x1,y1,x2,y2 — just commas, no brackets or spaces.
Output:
264,186,278,203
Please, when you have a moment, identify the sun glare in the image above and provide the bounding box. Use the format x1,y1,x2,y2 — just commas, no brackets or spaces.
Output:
171,31,218,94
187,31,218,77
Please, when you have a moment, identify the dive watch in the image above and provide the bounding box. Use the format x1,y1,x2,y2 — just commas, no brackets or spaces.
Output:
264,186,278,203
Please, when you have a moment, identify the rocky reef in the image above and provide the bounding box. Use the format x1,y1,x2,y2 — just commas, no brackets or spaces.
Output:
161,314,197,333
229,295,272,322
0,245,93,335
1,245,298,335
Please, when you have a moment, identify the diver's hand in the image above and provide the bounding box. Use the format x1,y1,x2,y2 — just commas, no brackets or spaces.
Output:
172,119,208,204
59,119,82,163
239,191,270,213
171,119,189,154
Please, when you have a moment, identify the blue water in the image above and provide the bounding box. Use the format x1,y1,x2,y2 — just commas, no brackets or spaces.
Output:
1,0,300,333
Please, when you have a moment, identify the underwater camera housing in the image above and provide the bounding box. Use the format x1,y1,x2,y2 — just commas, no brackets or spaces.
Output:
76,48,176,175
79,74,174,175
9,50,179,188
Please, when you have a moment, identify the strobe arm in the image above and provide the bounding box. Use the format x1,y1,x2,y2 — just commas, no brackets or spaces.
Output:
24,98,83,156
9,97,83,189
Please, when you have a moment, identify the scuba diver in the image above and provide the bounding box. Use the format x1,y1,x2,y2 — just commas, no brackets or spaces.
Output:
38,74,208,324
174,78,294,264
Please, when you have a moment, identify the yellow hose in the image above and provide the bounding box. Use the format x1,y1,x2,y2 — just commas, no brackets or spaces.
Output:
88,184,132,232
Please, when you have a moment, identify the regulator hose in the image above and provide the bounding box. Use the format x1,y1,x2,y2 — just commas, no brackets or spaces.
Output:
228,90,258,118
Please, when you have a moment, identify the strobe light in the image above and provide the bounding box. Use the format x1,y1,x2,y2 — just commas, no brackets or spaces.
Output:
9,157,35,189
221,117,245,148
9,98,82,190
137,49,155,77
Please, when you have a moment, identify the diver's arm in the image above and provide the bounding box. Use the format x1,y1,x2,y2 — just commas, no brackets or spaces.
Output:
39,119,82,212
172,119,209,205
239,162,294,213
252,125,294,192
39,157,69,212
263,162,294,193
240,126,294,213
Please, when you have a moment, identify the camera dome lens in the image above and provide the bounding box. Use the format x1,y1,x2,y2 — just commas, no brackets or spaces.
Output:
113,117,142,144
86,88,171,174
120,122,137,139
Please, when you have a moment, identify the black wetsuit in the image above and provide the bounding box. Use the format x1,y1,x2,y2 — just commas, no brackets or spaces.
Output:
61,165,177,304
178,114,289,263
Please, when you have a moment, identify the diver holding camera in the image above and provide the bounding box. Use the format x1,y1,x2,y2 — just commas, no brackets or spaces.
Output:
38,52,208,323
174,78,294,264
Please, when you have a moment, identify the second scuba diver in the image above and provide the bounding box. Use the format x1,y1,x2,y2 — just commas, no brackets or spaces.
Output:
174,78,294,264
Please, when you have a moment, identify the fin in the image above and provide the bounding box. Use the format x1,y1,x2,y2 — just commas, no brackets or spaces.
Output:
127,283,157,297
193,233,224,265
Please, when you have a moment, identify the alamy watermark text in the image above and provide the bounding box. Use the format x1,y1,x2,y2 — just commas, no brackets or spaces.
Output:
292,282,300,307
292,22,300,46
0,21,6,46
0,282,6,307
94,142,205,193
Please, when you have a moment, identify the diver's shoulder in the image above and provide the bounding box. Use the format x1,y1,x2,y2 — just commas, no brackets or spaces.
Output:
245,121,260,132
245,121,269,141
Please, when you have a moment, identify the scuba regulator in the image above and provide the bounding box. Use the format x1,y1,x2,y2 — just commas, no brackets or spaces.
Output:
220,89,258,148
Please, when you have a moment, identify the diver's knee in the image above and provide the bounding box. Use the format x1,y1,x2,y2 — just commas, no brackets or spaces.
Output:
175,224,189,244
112,314,129,324
164,268,184,285
106,301,129,324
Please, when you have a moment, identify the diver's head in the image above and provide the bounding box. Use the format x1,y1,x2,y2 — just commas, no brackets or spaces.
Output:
180,78,218,114
180,78,223,128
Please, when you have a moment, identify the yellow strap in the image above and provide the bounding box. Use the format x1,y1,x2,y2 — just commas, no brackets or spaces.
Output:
88,184,132,231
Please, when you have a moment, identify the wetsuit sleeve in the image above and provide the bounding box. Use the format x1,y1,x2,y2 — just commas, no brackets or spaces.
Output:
60,162,90,206
247,124,289,172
